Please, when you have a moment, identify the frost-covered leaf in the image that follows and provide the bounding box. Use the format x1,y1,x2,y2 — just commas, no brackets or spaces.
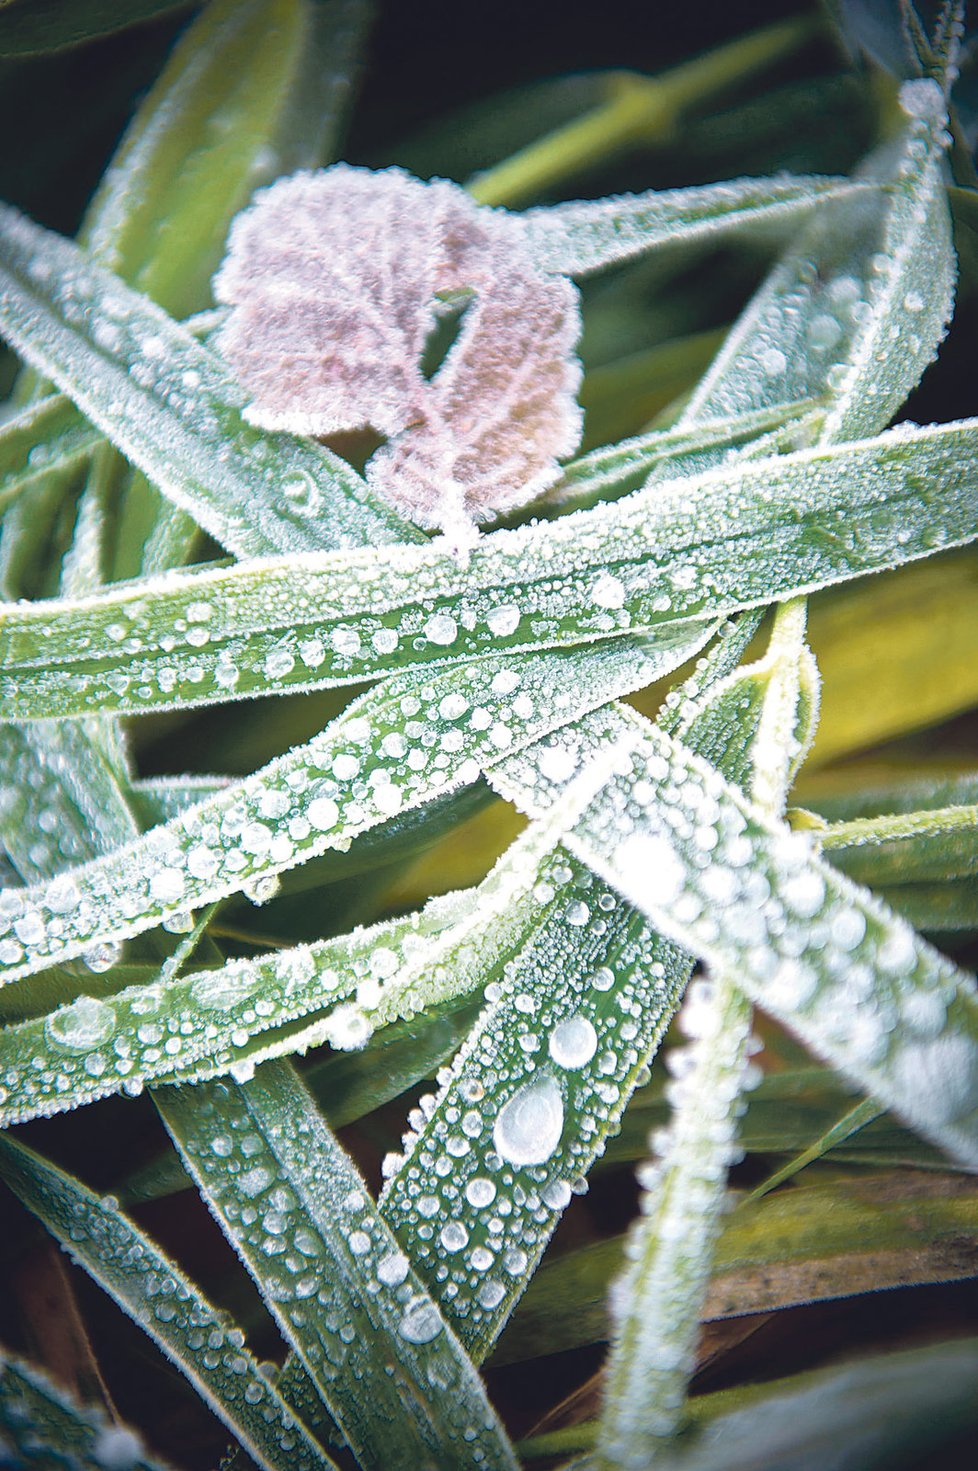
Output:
0,203,414,559
0,632,707,986
0,1135,338,1471
366,266,582,536
215,165,583,534
517,174,865,277
0,1347,171,1471
4,416,978,722
157,1062,520,1471
493,709,978,1168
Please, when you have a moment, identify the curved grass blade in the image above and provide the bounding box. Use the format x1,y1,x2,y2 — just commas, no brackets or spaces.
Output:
680,79,954,444
157,1061,520,1471
0,1347,172,1471
0,631,708,986
519,174,865,277
494,708,978,1168
4,416,978,722
381,843,687,1362
0,1135,339,1471
0,768,613,1123
0,393,99,512
0,204,415,560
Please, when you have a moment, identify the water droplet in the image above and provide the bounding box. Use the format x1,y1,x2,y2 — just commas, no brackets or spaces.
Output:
548,1015,598,1069
493,1076,564,1167
398,1300,442,1344
46,996,115,1052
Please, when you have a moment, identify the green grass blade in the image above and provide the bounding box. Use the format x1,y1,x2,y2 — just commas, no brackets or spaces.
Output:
157,1061,520,1471
83,0,372,321
495,709,978,1167
0,632,704,986
0,719,138,884
0,774,603,1122
499,1171,978,1365
819,803,978,885
550,399,819,512
0,393,99,512
4,416,978,722
520,175,864,277
0,1135,339,1471
0,1347,171,1471
739,1095,883,1203
380,845,687,1362
681,80,954,443
0,204,414,559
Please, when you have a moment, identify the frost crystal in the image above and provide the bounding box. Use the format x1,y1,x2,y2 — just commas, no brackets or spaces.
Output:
214,165,583,537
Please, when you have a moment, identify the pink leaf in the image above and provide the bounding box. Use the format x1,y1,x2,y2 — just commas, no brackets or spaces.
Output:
214,166,584,535
368,268,582,533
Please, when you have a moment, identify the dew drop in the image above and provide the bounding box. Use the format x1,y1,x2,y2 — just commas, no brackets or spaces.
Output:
45,996,116,1052
398,1300,443,1344
548,1015,598,1069
493,1076,564,1167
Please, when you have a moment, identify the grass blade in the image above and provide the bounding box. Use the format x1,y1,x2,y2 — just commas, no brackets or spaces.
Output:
0,1135,339,1471
520,174,864,277
0,204,414,560
157,1060,520,1471
0,632,706,986
4,416,978,721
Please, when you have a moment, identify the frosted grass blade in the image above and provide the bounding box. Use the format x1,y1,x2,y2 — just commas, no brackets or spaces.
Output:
0,1347,171,1471
157,1062,520,1471
0,204,415,560
549,399,820,512
0,772,615,1123
0,631,708,986
494,709,978,1168
595,602,812,1464
381,844,687,1361
0,1135,339,1471
3,416,978,722
519,174,864,277
680,80,954,444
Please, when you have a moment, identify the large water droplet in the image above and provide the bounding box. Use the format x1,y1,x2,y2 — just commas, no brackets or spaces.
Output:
398,1299,442,1344
493,1076,564,1167
45,995,116,1052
